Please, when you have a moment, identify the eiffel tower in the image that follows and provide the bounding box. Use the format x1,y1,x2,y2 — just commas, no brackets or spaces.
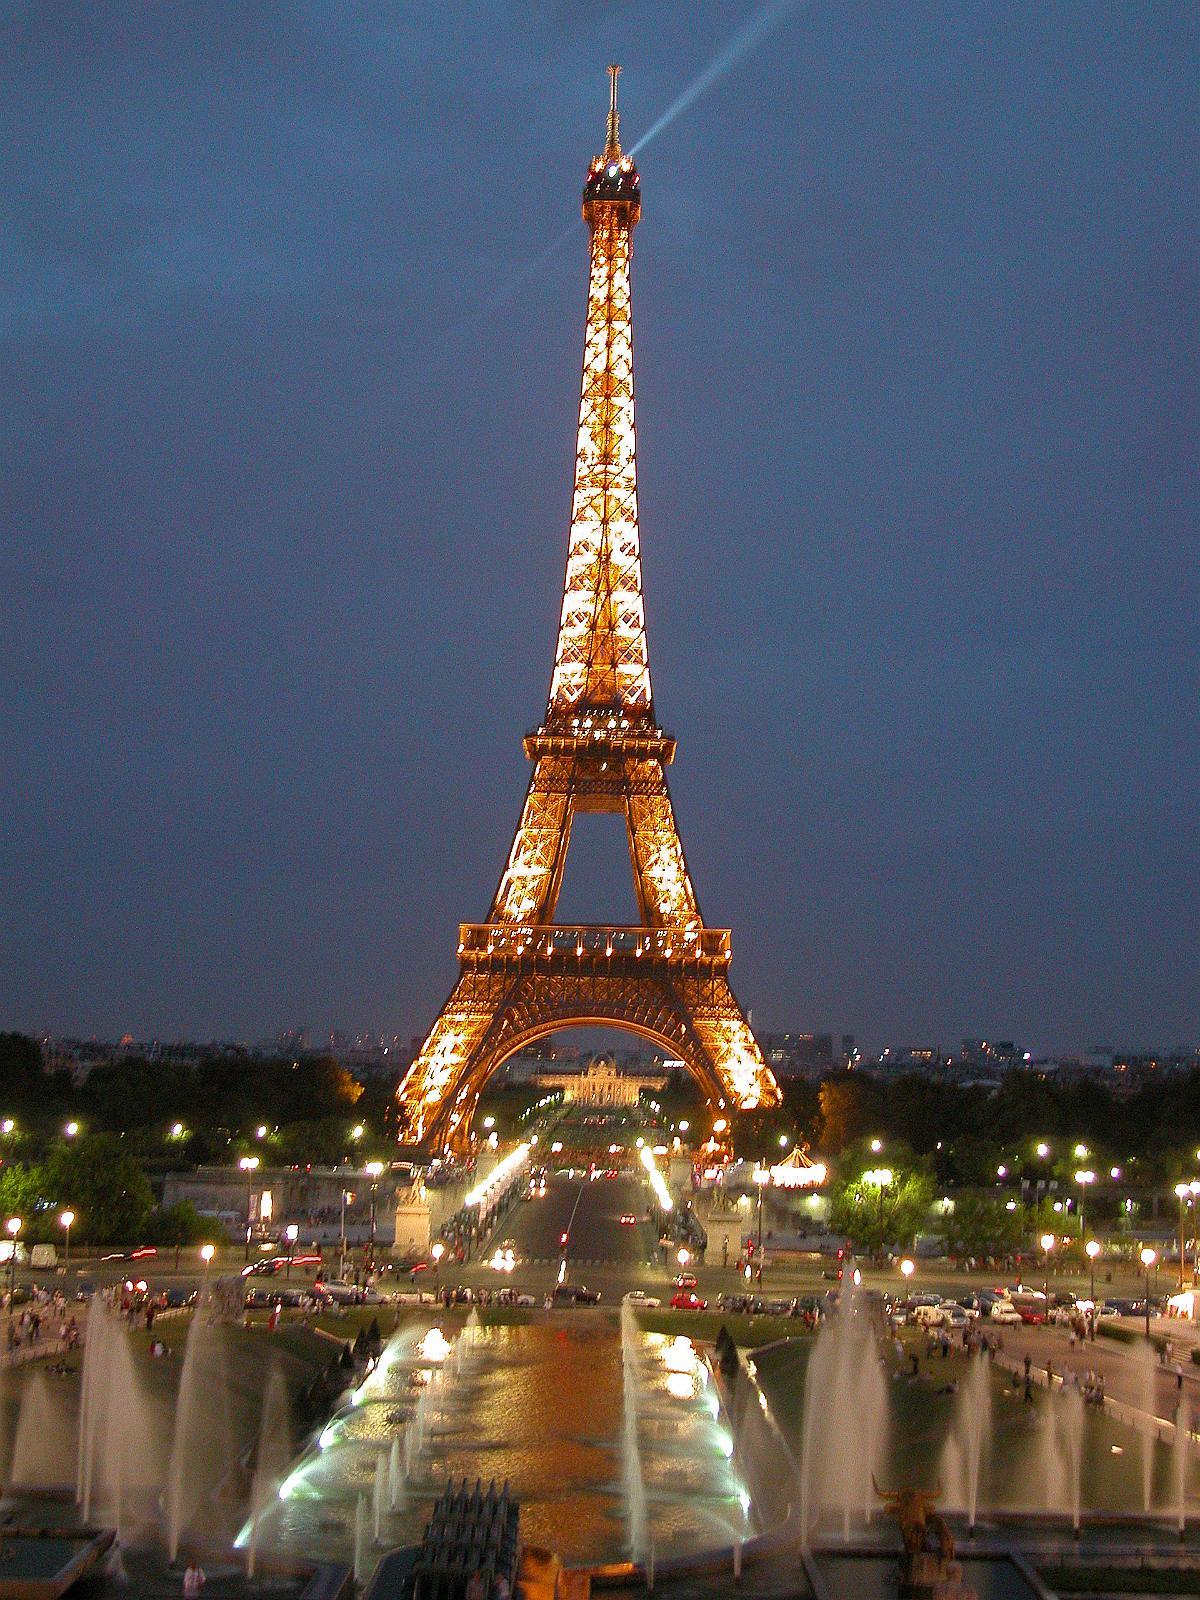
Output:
396,69,780,1154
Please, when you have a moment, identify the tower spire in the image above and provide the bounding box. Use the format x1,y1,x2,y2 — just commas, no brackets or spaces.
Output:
606,63,621,155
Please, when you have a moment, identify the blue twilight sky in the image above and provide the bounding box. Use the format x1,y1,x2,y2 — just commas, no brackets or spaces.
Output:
1,3,1197,1057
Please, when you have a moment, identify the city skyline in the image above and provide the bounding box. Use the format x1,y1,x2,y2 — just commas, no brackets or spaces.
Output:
4,6,1197,1056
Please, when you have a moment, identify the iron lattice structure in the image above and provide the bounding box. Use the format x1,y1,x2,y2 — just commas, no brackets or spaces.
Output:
396,69,780,1154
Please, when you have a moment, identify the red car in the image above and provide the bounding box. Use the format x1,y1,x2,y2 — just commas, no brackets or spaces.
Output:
674,1272,698,1290
620,1213,636,1226
670,1291,707,1311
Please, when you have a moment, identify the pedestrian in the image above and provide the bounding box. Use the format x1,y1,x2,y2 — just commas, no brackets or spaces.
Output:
910,1353,919,1378
464,1572,486,1600
1023,1353,1032,1381
1023,1375,1034,1405
491,1574,510,1600
183,1561,205,1600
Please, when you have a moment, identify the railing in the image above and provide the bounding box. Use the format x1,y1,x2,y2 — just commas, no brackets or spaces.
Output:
458,923,731,961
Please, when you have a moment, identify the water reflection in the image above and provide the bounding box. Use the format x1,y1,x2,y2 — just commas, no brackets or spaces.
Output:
253,1318,751,1565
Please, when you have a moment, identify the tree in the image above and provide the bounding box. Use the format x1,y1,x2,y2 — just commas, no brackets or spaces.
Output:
42,1134,153,1244
143,1201,212,1265
943,1194,1026,1259
818,1075,884,1154
829,1161,934,1257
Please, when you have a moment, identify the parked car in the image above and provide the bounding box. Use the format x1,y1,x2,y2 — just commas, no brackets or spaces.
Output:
670,1291,708,1311
623,1290,662,1309
674,1273,698,1291
990,1301,1022,1325
939,1304,969,1330
912,1303,944,1328
552,1283,601,1305
314,1279,381,1305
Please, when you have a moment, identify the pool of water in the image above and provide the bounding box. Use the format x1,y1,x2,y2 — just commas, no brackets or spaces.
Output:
811,1553,1039,1600
255,1316,752,1566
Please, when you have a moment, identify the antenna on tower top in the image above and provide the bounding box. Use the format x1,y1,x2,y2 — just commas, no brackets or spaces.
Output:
606,64,621,154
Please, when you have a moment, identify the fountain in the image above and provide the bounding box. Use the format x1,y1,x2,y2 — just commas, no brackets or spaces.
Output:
11,1368,75,1490
372,1450,388,1543
1172,1414,1189,1538
1137,1339,1157,1513
165,1291,238,1560
76,1301,164,1541
246,1366,292,1576
938,1354,991,1531
619,1301,649,1560
798,1287,888,1542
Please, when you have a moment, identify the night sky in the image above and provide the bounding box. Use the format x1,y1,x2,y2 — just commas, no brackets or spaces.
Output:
3,4,1197,1056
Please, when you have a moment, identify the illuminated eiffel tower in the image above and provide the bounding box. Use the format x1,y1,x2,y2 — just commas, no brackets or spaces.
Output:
396,69,780,1153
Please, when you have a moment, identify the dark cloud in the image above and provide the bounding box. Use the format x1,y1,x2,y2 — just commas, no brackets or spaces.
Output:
1,2,1197,1054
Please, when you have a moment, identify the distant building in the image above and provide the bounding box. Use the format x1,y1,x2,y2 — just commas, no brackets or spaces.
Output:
535,1053,666,1107
761,1033,835,1079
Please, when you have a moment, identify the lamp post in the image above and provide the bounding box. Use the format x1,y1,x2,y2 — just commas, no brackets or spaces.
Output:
365,1162,385,1274
339,1187,352,1280
1085,1239,1100,1304
431,1240,444,1296
1040,1232,1055,1306
59,1210,74,1272
1175,1183,1191,1292
285,1222,299,1278
864,1168,894,1261
752,1167,770,1283
6,1217,21,1341
1074,1169,1095,1241
900,1258,915,1287
200,1242,215,1291
1140,1246,1157,1339
239,1156,260,1263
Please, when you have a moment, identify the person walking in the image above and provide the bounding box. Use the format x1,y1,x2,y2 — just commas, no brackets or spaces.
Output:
183,1561,205,1600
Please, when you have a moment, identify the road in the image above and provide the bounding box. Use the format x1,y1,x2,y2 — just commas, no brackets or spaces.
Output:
481,1169,660,1295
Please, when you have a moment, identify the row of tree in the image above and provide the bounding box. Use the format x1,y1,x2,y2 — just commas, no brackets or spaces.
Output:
0,1133,210,1246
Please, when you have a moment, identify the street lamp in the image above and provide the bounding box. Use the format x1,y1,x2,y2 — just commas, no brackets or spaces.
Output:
59,1210,74,1271
1174,1183,1192,1291
64,1121,79,1139
1085,1239,1100,1304
677,1247,691,1270
6,1217,21,1338
238,1155,260,1262
1074,1170,1095,1239
365,1161,385,1273
200,1242,215,1290
431,1240,444,1294
285,1222,299,1278
1040,1232,1055,1304
900,1258,915,1283
870,1138,883,1154
1140,1246,1157,1337
864,1168,894,1259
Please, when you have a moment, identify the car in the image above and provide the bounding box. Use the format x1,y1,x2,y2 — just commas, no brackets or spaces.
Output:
620,1213,637,1226
670,1291,707,1311
674,1273,698,1291
552,1283,601,1305
623,1290,662,1309
990,1301,1022,1325
100,1246,158,1262
314,1279,378,1305
912,1303,944,1328
939,1304,969,1330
